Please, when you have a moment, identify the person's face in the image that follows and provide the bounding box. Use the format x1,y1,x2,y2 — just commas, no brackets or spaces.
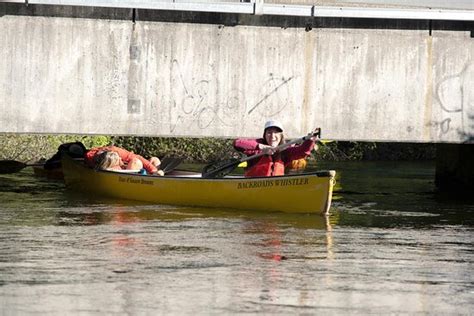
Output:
264,127,283,147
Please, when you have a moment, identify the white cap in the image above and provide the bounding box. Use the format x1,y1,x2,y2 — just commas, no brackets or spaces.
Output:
264,120,284,132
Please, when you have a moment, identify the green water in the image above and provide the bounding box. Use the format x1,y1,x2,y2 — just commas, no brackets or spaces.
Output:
0,161,472,314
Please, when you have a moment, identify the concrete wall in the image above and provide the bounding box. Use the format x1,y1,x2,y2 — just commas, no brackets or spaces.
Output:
0,5,473,141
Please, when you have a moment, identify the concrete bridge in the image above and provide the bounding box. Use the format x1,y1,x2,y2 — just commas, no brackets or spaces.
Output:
0,0,473,191
1,0,473,141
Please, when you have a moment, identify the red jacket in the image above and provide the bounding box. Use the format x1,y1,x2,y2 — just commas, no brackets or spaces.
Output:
233,138,315,177
85,146,158,174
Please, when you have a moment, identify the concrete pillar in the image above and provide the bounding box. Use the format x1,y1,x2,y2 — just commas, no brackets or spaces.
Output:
435,144,474,194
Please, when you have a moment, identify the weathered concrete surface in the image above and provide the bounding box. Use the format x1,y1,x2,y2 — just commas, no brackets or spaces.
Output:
0,8,473,141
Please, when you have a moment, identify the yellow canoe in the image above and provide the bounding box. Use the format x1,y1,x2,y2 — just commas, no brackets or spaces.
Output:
61,156,336,215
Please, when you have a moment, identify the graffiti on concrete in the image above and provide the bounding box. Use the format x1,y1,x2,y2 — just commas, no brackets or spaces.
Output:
247,75,294,116
434,63,473,141
169,60,295,133
426,118,452,135
169,60,244,131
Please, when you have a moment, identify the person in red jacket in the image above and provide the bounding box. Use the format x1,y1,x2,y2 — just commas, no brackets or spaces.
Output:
85,145,163,175
233,120,318,177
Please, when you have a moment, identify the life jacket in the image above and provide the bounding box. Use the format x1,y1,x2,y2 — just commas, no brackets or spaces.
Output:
287,158,307,174
245,155,286,177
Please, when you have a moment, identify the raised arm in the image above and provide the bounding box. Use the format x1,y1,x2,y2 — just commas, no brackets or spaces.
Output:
285,139,315,160
233,138,265,156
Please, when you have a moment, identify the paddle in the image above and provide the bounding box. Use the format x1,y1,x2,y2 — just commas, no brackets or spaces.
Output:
0,160,45,174
237,139,333,169
160,157,184,174
202,128,321,178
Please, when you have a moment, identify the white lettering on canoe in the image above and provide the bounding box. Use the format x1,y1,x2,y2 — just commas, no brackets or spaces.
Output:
237,178,308,189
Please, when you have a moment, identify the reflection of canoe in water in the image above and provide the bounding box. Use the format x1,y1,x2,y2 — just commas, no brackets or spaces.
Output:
32,165,64,180
57,205,339,229
62,156,336,215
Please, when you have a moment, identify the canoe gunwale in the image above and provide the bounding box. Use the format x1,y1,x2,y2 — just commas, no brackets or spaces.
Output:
100,168,335,181
62,154,335,181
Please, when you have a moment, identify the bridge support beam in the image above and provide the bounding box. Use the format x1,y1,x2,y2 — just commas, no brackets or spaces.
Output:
435,144,474,194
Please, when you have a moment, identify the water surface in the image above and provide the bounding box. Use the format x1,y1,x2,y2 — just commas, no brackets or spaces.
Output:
0,161,472,314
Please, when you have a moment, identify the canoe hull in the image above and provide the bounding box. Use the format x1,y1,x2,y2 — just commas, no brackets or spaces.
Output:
62,156,336,214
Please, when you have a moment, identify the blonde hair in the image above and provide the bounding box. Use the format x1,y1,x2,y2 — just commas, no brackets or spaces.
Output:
95,151,120,170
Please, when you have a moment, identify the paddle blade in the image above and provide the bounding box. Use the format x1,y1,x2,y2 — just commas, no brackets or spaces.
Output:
0,160,28,174
238,161,248,168
319,139,334,144
202,158,240,178
160,157,184,174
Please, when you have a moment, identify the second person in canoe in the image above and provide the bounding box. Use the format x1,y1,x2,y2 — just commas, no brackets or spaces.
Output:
233,120,318,177
85,145,164,176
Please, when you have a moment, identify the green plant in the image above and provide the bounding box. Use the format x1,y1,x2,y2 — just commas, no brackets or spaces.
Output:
0,134,436,163
0,134,111,162
111,136,235,162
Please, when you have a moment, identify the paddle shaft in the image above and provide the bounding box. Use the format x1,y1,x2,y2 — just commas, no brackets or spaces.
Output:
0,160,46,174
0,158,86,174
239,130,320,165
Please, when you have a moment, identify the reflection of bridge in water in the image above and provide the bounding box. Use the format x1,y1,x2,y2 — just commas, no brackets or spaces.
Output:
0,0,473,191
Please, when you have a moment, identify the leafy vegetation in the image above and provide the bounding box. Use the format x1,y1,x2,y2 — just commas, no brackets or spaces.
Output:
112,136,235,163
0,134,436,163
316,141,436,161
0,134,110,162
